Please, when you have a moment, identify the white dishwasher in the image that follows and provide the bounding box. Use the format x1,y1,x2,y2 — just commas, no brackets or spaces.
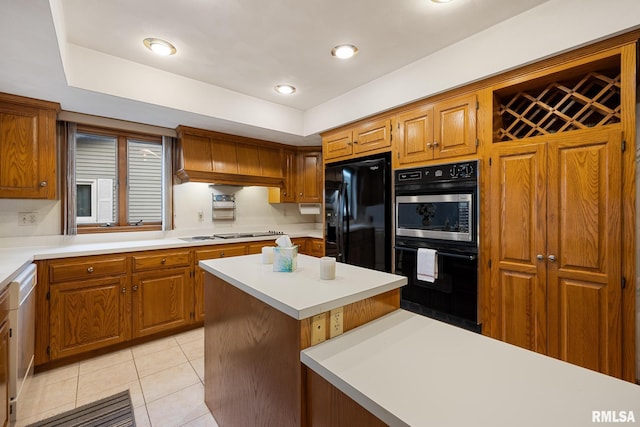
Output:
8,263,36,423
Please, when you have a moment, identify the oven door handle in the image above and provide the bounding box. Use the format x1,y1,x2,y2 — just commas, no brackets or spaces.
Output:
394,246,476,261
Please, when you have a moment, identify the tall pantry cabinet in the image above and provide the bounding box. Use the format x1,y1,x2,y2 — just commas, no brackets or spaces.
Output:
484,45,635,379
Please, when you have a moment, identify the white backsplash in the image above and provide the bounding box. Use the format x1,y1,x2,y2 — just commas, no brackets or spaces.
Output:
0,182,320,240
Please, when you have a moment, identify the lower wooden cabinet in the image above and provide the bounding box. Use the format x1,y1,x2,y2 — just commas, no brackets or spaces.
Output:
49,276,129,359
131,267,192,338
37,238,321,366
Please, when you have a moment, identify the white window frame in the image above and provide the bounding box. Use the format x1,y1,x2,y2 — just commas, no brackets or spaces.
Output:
76,179,97,224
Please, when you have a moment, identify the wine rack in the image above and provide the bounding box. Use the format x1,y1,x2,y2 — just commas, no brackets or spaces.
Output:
495,68,621,142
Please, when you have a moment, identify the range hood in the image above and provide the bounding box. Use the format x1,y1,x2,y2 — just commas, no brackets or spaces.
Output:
174,126,285,187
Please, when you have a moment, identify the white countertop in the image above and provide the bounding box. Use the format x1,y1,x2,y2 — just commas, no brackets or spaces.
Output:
301,309,640,427
0,229,322,290
199,254,406,320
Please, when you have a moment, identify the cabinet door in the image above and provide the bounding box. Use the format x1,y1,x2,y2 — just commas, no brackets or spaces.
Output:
0,103,57,199
434,94,477,159
395,105,434,166
281,149,297,203
49,276,130,359
546,129,622,376
323,130,353,160
258,146,283,179
236,143,261,176
297,151,322,203
353,119,392,155
194,245,248,322
132,267,192,338
489,141,547,353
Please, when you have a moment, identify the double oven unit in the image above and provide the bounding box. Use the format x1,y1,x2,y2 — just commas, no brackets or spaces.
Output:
394,160,481,332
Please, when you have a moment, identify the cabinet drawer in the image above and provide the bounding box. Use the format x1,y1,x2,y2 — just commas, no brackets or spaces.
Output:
50,256,127,283
196,245,247,262
132,250,191,271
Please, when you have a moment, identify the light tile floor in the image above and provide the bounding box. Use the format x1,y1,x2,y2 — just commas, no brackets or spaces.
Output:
16,327,217,427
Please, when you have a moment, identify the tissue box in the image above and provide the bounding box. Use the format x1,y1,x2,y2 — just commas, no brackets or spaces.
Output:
273,246,298,272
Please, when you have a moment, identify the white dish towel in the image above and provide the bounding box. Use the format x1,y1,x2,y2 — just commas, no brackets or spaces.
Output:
417,248,438,283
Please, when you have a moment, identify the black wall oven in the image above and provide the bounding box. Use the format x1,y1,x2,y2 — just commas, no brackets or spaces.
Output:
395,160,480,332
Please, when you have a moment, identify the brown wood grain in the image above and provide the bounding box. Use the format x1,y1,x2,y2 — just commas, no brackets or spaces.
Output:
132,249,191,271
305,368,387,427
353,118,392,155
49,255,127,283
297,150,322,203
204,274,302,427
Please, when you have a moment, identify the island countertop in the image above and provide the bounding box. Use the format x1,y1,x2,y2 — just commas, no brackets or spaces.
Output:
199,253,407,320
301,309,640,427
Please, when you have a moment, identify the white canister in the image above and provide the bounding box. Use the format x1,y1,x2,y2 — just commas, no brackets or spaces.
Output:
319,257,336,280
262,246,274,264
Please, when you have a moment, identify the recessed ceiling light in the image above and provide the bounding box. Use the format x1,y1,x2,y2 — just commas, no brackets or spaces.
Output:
143,38,177,56
331,44,359,59
275,84,296,95
431,0,453,3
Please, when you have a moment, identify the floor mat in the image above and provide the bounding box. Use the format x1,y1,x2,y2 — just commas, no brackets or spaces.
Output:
26,390,135,427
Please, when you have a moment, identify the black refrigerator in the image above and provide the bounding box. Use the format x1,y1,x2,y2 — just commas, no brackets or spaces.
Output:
324,153,391,272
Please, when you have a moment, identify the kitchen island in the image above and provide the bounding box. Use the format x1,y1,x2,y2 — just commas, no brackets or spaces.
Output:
302,309,640,427
199,253,406,426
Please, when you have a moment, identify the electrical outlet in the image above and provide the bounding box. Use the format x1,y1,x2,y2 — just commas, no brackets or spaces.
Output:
18,212,39,226
311,313,327,345
329,307,344,338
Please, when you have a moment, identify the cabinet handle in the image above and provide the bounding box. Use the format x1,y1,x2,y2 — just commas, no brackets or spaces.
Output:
536,254,544,261
433,141,439,147
548,255,557,262
39,181,48,187
353,140,358,144
87,266,94,273
132,285,138,291
121,287,126,293
161,258,166,264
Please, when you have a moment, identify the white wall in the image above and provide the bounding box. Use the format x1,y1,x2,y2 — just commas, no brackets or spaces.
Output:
0,183,317,239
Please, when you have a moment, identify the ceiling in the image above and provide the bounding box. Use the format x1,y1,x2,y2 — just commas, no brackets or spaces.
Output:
59,0,546,111
3,0,638,145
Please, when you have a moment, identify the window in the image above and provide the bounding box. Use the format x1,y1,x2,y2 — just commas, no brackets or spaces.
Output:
73,126,165,232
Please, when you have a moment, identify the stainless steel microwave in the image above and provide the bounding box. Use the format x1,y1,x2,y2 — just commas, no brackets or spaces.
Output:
395,194,473,242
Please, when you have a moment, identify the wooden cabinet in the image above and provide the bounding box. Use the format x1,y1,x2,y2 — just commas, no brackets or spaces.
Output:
488,128,623,376
0,93,59,199
395,93,477,167
269,148,323,204
0,287,9,427
48,255,129,359
194,244,247,322
296,149,322,203
323,118,392,162
308,238,324,257
175,126,284,186
131,250,192,337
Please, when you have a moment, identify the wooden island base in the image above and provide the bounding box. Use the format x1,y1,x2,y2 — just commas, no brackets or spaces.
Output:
203,274,399,426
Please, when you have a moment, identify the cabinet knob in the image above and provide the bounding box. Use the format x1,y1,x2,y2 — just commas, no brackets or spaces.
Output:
299,192,303,196
39,181,48,187
433,141,439,147
283,192,287,196
536,254,544,261
132,285,138,291
121,287,126,293
87,266,94,273
426,143,432,148
353,140,358,144
548,254,557,262
220,252,225,257
161,258,166,264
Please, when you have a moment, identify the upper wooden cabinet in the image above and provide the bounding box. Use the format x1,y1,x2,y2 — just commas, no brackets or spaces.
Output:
0,93,59,199
323,118,392,162
269,147,322,204
395,93,477,167
175,126,284,186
